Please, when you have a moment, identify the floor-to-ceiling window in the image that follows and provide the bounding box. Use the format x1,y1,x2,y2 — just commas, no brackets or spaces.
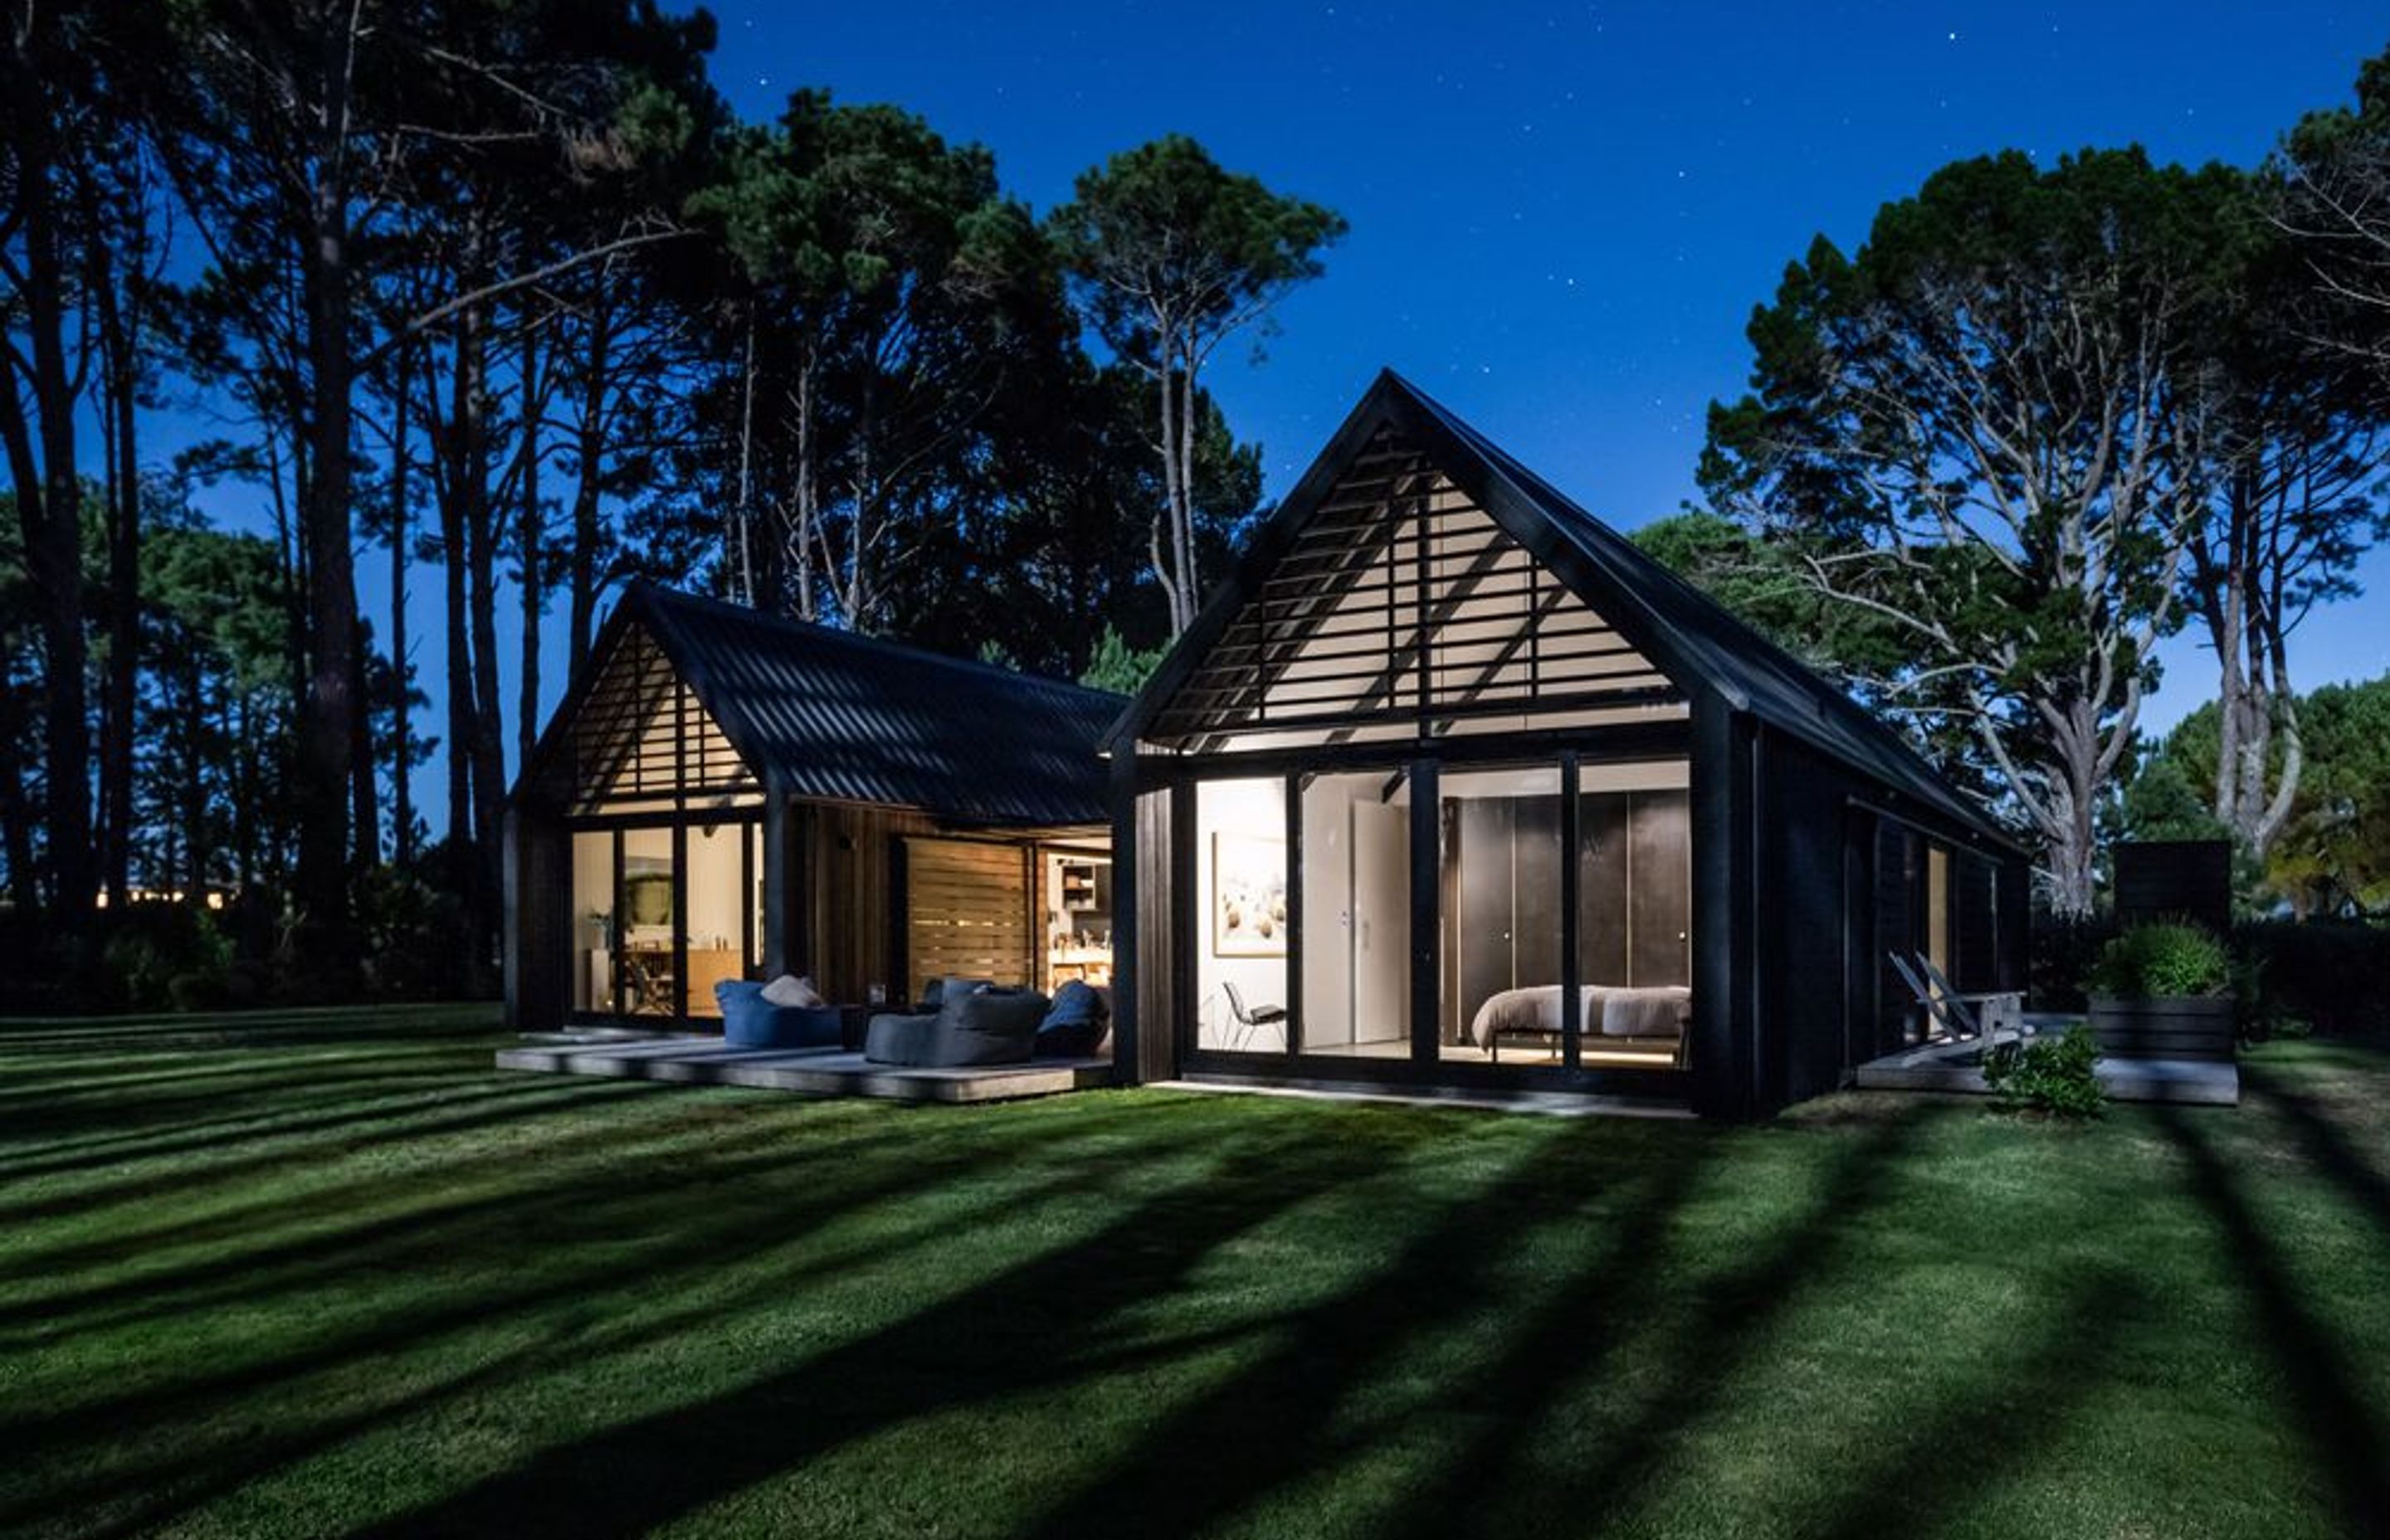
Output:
1574,761,1692,1066
566,813,763,1026
1185,753,1694,1076
571,830,618,1014
1194,777,1289,1052
1300,768,1412,1058
1441,763,1568,1065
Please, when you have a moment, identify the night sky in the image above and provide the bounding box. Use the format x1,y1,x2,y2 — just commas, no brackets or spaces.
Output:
686,0,2386,738
165,3,2390,829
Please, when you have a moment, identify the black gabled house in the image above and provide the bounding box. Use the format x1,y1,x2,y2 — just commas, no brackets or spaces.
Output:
1102,371,2027,1118
505,373,2025,1119
504,584,1124,1034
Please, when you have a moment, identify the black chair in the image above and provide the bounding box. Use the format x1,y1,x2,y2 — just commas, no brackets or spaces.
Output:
1221,981,1286,1050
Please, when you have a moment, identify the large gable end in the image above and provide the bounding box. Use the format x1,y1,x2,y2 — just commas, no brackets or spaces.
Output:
1137,401,1690,753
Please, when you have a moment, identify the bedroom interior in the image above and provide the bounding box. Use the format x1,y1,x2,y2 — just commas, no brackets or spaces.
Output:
1191,758,1693,1066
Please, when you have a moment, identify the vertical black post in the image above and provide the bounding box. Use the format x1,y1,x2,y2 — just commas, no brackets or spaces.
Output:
1285,771,1304,1055
1408,757,1441,1065
739,812,757,977
1171,777,1197,1066
1108,750,1141,1085
609,826,627,1020
1690,694,1756,1118
1560,752,1582,1071
671,819,690,1024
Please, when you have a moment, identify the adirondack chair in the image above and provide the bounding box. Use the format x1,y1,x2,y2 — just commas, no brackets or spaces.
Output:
1915,953,2025,1046
1887,951,2024,1046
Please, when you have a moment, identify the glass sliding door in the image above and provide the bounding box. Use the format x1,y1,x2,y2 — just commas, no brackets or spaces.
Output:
571,830,618,1014
1299,769,1412,1060
566,814,764,1026
1441,763,1567,1065
683,821,749,1019
1577,761,1693,1066
618,828,678,1018
1193,777,1289,1052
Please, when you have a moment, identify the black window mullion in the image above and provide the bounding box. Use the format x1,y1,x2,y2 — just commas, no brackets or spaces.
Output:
1408,757,1441,1067
1561,752,1582,1072
671,821,689,1026
610,827,627,1020
1285,772,1304,1055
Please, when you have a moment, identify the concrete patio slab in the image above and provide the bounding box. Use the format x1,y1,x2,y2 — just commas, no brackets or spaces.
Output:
497,1035,1112,1104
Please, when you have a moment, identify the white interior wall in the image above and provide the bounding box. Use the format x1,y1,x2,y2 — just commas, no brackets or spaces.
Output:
571,831,612,1011
685,823,744,954
1195,777,1289,1050
1300,777,1355,1047
1349,798,1410,1044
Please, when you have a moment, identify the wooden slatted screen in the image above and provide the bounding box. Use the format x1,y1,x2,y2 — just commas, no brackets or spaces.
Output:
903,837,1033,1000
567,624,758,812
1147,425,1683,750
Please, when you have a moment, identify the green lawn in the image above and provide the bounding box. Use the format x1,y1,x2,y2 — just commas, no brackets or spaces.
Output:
2,1010,2388,1539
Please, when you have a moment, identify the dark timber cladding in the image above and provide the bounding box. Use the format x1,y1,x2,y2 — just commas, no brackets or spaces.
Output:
1105,368,2029,1118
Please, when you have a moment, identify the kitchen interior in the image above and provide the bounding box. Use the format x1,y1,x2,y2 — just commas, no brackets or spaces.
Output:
1044,847,1114,990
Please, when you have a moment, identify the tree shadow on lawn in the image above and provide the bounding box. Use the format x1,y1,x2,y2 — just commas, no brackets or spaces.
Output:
1373,1110,1925,1540
2241,1064,2390,1244
0,1060,495,1176
326,1109,1497,1540
0,1075,671,1290
0,1080,963,1346
1011,1108,1923,1540
3,1095,1212,1536
1791,1267,2145,1540
0,1075,657,1231
0,1006,498,1058
2153,1103,2390,1535
41,1094,1386,1540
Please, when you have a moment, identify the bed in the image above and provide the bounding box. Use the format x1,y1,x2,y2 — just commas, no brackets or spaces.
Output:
1467,985,1691,1065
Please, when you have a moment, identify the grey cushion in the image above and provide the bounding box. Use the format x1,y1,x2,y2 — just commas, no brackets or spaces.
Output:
863,1011,942,1066
862,983,1048,1068
933,985,1047,1066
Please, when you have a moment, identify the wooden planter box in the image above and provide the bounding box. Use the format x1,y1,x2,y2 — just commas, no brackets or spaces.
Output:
2087,995,2236,1061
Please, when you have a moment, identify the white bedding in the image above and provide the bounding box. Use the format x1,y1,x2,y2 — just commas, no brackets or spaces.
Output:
1467,985,1691,1051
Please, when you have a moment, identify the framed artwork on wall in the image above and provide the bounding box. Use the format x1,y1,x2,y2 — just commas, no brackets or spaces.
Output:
1212,832,1287,957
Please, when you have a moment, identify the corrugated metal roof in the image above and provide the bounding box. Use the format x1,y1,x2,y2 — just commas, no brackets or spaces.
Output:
1111,370,2017,852
623,583,1122,827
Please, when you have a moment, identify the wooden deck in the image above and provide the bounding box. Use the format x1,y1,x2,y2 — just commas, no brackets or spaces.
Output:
1852,1029,2239,1107
497,1035,1113,1104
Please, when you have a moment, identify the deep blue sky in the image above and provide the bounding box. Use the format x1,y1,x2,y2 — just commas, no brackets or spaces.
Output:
163,3,2390,836
685,0,2388,738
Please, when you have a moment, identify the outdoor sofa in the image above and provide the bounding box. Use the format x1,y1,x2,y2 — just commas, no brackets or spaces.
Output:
864,977,1110,1067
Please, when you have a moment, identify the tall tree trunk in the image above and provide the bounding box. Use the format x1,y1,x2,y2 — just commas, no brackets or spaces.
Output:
517,324,545,771
568,305,611,676
390,341,414,868
0,71,95,920
349,614,378,870
441,338,475,881
92,212,142,912
1151,352,1184,636
461,305,509,971
295,149,361,973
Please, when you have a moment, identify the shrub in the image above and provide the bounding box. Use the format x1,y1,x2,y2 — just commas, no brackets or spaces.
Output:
100,903,235,1013
2085,922,2230,999
2029,914,2116,1011
1981,1025,2105,1117
354,866,490,1001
